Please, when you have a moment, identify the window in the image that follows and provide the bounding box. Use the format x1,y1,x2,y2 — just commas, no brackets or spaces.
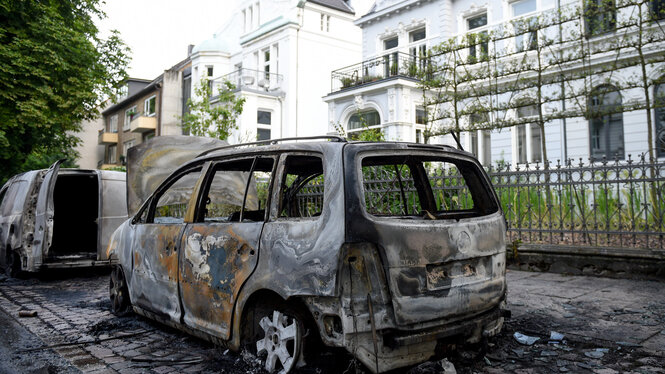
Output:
515,104,542,164
152,167,202,224
200,158,273,223
273,43,279,76
207,66,214,77
409,28,427,70
410,28,426,43
320,14,330,31
384,37,398,50
144,96,156,117
107,145,116,164
278,156,325,219
349,110,380,130
263,49,270,79
258,110,271,125
589,85,624,159
469,112,490,165
117,85,128,101
124,106,136,131
651,0,665,20
360,155,498,219
257,129,271,140
1,180,28,216
108,114,118,133
654,81,665,157
585,0,616,37
467,13,488,60
123,140,135,159
416,129,422,143
415,107,427,125
257,110,271,140
512,0,538,51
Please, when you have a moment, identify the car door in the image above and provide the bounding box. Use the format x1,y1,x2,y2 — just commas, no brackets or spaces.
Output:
0,181,11,252
129,163,207,321
34,160,63,258
179,156,274,339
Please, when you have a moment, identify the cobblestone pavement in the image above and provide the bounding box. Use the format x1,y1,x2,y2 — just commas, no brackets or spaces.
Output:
0,269,664,374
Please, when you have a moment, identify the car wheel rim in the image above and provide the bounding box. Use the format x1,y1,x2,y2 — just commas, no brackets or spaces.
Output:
256,310,301,374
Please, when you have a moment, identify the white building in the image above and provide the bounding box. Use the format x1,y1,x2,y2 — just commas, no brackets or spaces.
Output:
190,0,373,143
324,0,665,166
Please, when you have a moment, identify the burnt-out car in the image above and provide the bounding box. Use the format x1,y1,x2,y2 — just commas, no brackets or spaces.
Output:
107,137,507,373
0,161,127,276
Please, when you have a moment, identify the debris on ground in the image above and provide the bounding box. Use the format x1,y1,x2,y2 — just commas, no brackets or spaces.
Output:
513,332,540,345
18,310,37,317
548,331,565,343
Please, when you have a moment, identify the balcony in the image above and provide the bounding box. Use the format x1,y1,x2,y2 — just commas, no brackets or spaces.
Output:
330,52,423,93
213,68,283,94
97,130,118,145
130,115,157,133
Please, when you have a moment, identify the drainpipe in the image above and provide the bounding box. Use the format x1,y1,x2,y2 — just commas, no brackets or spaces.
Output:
557,0,568,161
157,82,163,137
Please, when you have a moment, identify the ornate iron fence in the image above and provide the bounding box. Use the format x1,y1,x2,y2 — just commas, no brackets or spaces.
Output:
490,155,665,250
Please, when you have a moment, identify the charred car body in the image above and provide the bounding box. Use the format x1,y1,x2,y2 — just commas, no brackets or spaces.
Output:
0,161,127,275
107,137,507,373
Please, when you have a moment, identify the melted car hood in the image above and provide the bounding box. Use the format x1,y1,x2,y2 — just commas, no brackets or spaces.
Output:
126,135,227,216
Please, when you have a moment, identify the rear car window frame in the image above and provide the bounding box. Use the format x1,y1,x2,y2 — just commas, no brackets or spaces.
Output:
356,150,500,220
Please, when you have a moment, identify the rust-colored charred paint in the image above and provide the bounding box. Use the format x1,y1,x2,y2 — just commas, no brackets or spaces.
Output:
179,223,260,339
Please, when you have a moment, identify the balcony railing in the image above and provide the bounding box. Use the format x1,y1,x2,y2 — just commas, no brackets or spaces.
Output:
97,129,118,145
130,115,157,133
213,68,283,94
330,52,424,93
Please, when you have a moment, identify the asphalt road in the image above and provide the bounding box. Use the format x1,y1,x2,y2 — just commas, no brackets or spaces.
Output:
0,269,663,374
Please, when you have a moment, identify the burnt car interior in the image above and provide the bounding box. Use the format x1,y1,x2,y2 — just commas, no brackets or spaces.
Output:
49,173,99,258
361,155,498,220
199,157,274,223
279,155,324,218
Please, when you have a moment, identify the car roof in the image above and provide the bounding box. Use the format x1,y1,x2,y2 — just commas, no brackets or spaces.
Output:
194,139,467,163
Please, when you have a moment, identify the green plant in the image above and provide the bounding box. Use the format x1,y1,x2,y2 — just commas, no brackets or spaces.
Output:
181,76,246,140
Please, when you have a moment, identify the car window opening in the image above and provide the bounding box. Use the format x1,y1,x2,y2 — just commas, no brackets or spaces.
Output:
279,155,325,219
201,157,274,223
152,166,203,224
361,155,498,220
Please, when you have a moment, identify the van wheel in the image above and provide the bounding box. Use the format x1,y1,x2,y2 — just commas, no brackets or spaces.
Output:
255,308,302,374
109,266,131,316
5,250,21,278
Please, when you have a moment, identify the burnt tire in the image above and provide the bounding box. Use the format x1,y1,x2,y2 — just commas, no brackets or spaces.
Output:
5,249,22,278
252,304,308,374
109,266,131,316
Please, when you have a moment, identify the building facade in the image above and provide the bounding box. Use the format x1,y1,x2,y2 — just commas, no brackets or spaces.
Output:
189,0,373,143
98,56,192,169
325,0,665,166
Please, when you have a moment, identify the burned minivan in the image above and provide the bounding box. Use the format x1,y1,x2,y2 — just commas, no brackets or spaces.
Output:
0,161,127,276
107,137,507,373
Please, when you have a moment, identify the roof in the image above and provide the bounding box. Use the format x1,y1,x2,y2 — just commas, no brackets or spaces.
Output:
192,34,237,54
240,15,299,45
102,76,162,115
309,0,355,14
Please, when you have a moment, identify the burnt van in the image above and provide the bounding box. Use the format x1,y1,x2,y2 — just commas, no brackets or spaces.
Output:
0,161,127,276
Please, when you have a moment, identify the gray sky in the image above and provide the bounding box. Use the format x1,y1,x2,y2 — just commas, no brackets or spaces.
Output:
97,0,239,79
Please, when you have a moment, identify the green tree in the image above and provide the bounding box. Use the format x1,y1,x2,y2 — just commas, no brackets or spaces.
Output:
0,1,130,184
182,76,246,140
